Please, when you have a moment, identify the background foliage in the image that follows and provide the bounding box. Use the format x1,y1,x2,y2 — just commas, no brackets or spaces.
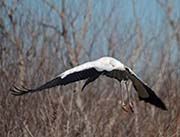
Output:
0,0,180,136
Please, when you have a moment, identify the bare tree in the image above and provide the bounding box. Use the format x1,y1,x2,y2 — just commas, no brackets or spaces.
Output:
0,0,179,136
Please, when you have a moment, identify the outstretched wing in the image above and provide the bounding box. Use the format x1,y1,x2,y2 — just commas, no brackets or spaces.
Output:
125,67,167,110
10,62,101,96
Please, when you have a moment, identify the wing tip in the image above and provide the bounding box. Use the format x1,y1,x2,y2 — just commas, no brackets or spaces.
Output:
139,95,167,110
134,79,168,111
9,85,31,96
138,84,167,111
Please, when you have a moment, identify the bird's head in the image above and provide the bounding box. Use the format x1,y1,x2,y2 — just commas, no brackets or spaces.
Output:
125,66,136,76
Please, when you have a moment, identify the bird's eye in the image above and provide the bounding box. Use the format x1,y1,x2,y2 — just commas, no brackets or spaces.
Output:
125,67,130,72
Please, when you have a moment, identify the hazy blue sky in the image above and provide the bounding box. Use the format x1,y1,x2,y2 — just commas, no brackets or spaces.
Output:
4,0,180,68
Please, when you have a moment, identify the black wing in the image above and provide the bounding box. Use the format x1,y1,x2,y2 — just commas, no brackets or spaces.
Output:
104,69,129,81
10,68,101,96
125,67,167,110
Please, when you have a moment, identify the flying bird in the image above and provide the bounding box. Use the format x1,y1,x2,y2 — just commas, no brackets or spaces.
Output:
10,57,167,110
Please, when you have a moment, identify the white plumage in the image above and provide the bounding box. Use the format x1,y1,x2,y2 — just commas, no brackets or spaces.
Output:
10,56,167,110
60,57,123,77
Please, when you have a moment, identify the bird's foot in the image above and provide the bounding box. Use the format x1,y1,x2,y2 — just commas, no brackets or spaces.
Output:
121,101,134,113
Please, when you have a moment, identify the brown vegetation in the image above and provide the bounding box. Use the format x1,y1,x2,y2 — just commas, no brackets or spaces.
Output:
0,0,180,136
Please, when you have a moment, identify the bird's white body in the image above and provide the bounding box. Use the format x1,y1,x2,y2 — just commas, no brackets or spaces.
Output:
60,57,125,79
11,56,167,110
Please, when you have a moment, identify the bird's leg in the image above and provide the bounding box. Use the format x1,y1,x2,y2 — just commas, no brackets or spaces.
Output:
125,81,129,103
121,81,134,113
120,82,128,112
126,81,134,112
119,82,126,104
119,83,122,100
116,82,134,113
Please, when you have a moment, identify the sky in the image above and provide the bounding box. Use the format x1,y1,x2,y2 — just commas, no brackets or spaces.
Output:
4,0,180,70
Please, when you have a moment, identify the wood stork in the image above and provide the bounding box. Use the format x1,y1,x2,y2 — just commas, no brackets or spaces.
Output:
10,57,167,110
